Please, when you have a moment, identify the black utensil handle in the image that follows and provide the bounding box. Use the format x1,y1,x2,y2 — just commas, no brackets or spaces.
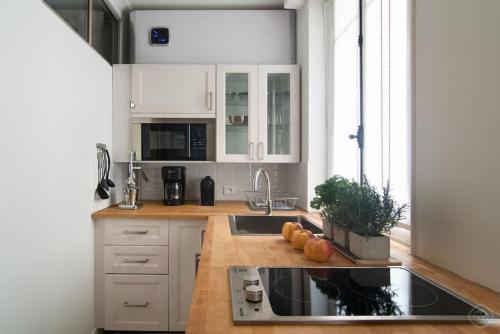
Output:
105,149,111,179
105,149,116,188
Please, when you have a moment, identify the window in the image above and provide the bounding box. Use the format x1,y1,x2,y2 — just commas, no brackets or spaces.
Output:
364,0,410,226
91,0,119,64
324,0,411,227
44,0,88,40
44,0,119,64
325,0,360,181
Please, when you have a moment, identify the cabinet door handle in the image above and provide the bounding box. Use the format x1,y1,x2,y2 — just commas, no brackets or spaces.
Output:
209,92,214,111
129,101,136,110
258,142,264,160
123,258,149,264
123,230,148,235
249,142,255,160
195,253,201,277
123,301,149,308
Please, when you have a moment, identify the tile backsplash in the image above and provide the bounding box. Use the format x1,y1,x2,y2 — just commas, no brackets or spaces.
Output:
129,163,291,202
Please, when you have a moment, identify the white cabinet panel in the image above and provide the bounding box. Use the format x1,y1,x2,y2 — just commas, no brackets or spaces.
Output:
168,219,207,331
258,65,300,163
104,246,169,274
216,65,259,162
104,219,169,246
131,64,216,117
104,274,168,331
216,64,300,163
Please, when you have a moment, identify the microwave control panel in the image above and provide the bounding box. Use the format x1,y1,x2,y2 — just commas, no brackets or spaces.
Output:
190,124,207,160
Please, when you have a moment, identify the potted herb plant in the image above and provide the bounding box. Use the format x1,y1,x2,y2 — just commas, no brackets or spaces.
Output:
310,176,353,247
345,177,408,260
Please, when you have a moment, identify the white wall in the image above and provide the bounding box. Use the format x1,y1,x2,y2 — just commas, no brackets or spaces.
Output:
0,1,114,333
130,10,295,64
413,0,500,292
287,0,327,210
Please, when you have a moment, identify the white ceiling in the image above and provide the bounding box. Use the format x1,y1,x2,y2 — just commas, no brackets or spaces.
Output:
113,0,285,11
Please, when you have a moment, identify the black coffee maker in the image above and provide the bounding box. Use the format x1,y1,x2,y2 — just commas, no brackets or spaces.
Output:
161,166,186,206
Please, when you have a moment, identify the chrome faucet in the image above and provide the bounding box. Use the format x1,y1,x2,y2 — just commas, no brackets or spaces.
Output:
253,168,272,216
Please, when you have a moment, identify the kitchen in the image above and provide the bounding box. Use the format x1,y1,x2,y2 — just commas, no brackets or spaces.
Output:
1,0,500,334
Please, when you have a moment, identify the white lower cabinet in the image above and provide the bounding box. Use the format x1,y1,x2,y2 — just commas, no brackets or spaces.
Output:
95,218,206,332
104,219,169,246
168,219,207,331
104,245,169,275
105,275,169,331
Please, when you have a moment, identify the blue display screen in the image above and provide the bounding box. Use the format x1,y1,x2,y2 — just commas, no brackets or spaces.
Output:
150,27,169,45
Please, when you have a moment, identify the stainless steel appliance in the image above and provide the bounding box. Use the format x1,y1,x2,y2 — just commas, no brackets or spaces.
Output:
119,151,148,210
162,166,186,206
132,121,215,161
229,266,496,324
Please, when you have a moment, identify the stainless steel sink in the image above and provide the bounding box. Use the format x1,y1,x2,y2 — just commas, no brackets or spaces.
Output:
229,215,323,235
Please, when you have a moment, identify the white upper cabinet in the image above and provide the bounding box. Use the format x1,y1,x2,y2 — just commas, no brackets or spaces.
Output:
130,64,216,118
258,65,300,163
216,64,300,163
216,65,259,162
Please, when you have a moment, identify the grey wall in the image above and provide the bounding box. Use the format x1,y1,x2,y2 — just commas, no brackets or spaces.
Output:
413,0,500,292
0,0,114,332
130,10,295,64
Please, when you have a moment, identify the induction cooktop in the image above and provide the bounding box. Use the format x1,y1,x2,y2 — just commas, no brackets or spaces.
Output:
229,266,497,324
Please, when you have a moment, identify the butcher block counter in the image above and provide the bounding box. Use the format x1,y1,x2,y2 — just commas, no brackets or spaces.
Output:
92,201,500,333
91,200,315,220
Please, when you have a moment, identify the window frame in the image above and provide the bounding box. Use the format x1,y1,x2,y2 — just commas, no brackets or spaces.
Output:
42,0,121,64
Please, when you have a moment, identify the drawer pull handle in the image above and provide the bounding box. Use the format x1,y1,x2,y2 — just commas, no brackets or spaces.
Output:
123,258,150,264
123,301,149,308
209,91,214,111
123,230,148,235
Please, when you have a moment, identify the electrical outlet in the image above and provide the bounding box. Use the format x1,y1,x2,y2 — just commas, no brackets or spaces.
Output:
223,185,236,195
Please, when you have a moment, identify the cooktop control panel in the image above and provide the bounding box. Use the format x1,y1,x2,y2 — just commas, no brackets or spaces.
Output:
229,267,274,323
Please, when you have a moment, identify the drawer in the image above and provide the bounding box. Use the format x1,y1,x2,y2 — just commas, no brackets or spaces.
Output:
105,274,168,331
104,246,168,274
104,219,168,245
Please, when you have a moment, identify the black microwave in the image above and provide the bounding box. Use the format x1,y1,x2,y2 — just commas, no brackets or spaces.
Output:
132,122,215,161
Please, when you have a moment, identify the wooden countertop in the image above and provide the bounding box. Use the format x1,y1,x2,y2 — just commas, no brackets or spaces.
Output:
187,215,500,334
91,200,317,221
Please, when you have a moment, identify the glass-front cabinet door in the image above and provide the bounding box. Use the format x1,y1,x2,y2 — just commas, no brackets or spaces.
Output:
216,65,259,162
258,65,300,163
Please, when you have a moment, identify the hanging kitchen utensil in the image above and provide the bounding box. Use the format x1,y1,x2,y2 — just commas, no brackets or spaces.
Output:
100,151,109,192
104,149,115,188
96,151,109,200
